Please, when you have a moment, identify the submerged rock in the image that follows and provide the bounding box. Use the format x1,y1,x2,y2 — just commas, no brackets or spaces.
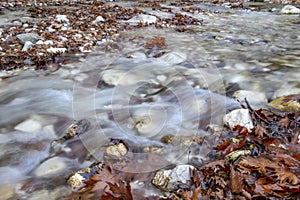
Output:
152,165,195,191
280,5,300,14
223,109,254,132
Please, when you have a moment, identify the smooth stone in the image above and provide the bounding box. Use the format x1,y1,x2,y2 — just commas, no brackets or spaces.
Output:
15,119,42,133
16,33,40,45
56,15,69,23
152,165,195,191
93,16,105,23
23,58,32,65
280,5,300,14
21,41,33,51
223,109,254,132
159,52,187,65
232,90,267,105
47,47,67,53
128,14,157,24
33,157,68,177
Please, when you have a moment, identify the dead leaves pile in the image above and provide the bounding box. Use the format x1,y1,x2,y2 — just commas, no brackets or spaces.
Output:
181,102,300,199
65,100,299,199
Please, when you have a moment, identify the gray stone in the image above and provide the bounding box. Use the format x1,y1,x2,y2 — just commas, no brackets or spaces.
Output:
152,165,195,191
273,87,300,99
16,33,40,45
223,109,254,132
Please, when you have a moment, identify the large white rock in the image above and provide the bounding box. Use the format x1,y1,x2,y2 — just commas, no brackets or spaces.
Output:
223,109,254,132
273,87,300,99
128,14,157,24
152,165,195,191
15,119,42,132
280,5,300,14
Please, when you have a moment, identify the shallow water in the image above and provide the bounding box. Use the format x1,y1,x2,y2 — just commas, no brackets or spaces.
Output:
0,2,300,199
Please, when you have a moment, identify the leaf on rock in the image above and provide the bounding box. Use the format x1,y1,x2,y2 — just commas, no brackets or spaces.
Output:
269,94,300,112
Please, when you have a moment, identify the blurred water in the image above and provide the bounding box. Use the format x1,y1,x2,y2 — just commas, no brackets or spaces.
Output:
0,2,299,199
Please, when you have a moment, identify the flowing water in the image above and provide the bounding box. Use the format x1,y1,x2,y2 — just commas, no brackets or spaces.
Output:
0,2,300,199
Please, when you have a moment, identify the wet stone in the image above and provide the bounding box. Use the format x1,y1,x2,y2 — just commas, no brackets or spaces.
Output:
223,109,254,132
14,119,42,133
152,164,195,191
67,162,104,191
104,143,128,160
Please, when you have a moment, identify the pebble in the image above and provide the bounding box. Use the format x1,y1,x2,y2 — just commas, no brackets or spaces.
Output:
21,41,33,51
47,47,67,53
16,33,40,45
15,119,42,133
232,90,267,105
152,165,195,191
128,14,157,24
223,109,254,132
280,5,300,14
93,16,105,23
56,15,69,23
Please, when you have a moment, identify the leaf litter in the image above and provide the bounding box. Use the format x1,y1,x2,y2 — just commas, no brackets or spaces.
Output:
64,98,300,199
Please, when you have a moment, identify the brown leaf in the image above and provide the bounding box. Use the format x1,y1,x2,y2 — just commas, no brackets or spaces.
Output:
230,166,244,194
270,169,299,185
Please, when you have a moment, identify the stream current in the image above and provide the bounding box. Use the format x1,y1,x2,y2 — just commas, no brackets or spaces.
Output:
0,2,300,199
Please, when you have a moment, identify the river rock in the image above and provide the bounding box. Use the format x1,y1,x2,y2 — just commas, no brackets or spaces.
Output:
34,157,68,177
16,33,40,45
232,90,267,105
104,143,128,160
93,16,105,23
47,47,67,53
67,162,104,191
15,119,42,133
128,14,157,24
159,51,187,65
22,41,33,51
152,165,195,191
280,5,300,14
223,109,254,132
56,15,69,23
0,185,14,199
